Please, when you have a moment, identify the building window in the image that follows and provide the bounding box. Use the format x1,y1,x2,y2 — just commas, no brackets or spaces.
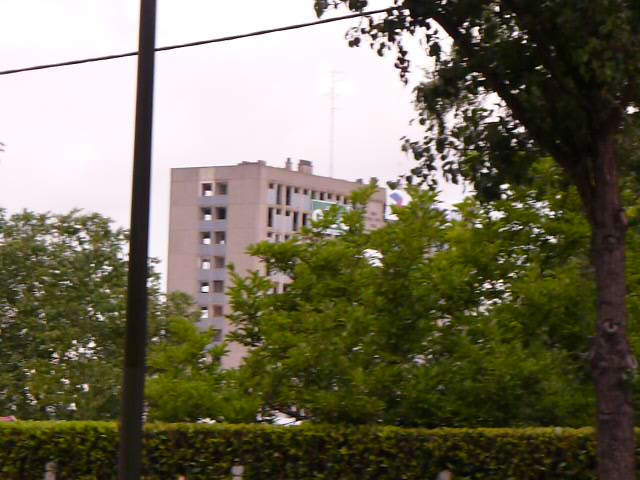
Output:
214,231,226,245
293,212,299,231
294,187,300,193
201,207,212,221
276,184,282,204
319,192,325,200
303,189,309,195
302,213,309,227
215,182,228,195
201,259,211,270
216,207,227,220
214,256,225,268
268,207,274,228
200,282,210,293
213,280,224,293
311,190,317,199
284,234,290,241
275,234,281,243
285,210,291,217
212,305,224,317
201,183,213,197
213,329,223,342
285,186,292,206
200,307,208,319
327,193,333,200
201,232,211,245
268,182,275,189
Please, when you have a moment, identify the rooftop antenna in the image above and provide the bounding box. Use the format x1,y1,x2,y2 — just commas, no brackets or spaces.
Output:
328,70,342,178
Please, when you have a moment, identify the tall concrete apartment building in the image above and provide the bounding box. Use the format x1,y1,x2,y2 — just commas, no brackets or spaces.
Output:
167,159,386,367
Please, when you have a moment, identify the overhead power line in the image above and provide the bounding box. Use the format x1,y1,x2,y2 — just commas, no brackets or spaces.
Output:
0,8,393,76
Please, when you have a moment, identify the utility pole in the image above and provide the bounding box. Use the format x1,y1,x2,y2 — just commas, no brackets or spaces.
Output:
118,1,157,478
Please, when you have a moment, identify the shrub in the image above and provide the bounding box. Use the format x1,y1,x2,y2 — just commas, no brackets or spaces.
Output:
0,422,601,479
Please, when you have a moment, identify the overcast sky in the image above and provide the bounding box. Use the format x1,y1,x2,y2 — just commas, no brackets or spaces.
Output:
0,0,462,285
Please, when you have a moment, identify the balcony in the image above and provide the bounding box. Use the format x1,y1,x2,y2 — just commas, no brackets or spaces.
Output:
197,316,225,331
199,219,227,231
198,195,228,208
197,268,227,282
198,243,226,256
196,292,226,305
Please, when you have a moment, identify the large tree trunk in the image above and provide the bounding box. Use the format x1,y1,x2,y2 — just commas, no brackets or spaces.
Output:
590,132,636,479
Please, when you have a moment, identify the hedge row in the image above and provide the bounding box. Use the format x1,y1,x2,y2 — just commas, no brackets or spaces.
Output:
0,422,601,479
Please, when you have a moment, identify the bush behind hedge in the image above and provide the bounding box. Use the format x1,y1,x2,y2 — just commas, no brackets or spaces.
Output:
0,422,601,479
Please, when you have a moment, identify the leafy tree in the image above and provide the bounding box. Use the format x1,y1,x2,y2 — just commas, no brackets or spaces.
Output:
0,210,130,419
0,209,214,421
145,292,257,423
315,2,640,476
228,174,640,428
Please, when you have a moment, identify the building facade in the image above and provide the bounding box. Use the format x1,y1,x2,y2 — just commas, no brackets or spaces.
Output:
167,159,386,367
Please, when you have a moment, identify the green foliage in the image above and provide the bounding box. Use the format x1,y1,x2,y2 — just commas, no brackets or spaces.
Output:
0,422,609,479
145,293,223,422
317,6,640,473
0,210,216,421
0,210,131,420
145,292,257,423
317,1,640,204
226,170,640,427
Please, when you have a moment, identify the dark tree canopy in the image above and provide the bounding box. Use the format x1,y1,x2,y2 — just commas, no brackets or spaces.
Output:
316,2,640,477
320,0,640,206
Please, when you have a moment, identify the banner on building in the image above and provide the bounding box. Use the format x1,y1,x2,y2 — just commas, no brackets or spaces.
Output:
310,200,349,235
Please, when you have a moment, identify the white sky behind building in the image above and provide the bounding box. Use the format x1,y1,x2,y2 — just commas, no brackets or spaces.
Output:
0,0,462,285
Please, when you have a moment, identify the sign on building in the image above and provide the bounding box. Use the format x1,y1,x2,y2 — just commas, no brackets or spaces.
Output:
310,200,349,235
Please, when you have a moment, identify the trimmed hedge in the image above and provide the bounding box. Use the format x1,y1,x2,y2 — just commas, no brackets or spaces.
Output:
0,422,601,479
